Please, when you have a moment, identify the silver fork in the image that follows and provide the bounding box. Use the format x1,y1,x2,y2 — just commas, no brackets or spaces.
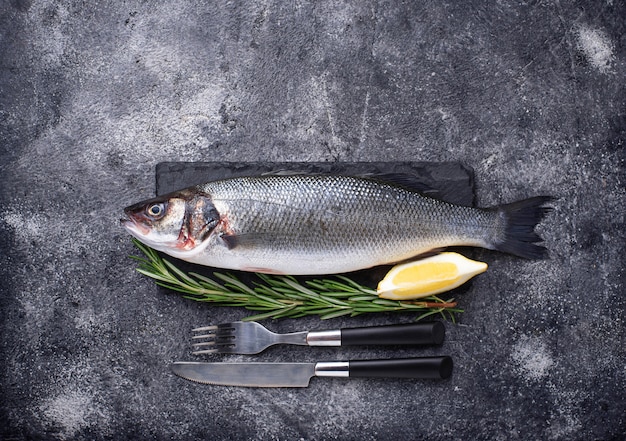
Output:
191,321,445,355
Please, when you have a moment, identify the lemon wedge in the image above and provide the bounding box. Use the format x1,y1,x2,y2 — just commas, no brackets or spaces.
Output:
377,252,488,300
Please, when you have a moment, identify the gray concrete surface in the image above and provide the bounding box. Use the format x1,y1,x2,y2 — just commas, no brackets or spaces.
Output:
1,1,624,440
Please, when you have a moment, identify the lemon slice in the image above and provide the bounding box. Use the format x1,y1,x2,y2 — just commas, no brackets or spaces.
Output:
377,252,488,300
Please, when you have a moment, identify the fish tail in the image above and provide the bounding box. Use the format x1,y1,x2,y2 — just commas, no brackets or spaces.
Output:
490,196,554,259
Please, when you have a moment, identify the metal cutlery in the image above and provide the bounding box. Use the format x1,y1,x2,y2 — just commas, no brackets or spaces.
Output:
172,356,453,387
192,321,445,355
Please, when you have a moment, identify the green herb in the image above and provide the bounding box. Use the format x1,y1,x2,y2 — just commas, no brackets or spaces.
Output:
131,239,462,321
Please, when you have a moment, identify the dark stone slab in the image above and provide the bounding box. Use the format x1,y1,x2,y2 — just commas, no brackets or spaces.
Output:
155,161,476,206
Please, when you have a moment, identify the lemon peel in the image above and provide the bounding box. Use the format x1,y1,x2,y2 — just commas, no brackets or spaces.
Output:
377,252,487,300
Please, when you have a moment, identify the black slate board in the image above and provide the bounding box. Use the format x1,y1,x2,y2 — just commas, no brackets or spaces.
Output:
155,161,476,206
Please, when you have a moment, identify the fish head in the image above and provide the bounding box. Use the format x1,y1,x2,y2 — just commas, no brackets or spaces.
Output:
121,189,220,258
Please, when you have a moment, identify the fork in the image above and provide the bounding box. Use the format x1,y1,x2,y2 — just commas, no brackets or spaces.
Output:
191,321,445,355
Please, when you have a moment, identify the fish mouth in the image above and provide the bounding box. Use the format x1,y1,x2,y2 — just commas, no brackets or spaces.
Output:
120,213,186,253
120,215,151,236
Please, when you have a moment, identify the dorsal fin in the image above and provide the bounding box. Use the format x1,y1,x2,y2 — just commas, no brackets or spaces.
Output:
361,173,435,194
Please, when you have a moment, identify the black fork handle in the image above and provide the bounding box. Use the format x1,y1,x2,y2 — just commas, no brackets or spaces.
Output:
340,322,445,346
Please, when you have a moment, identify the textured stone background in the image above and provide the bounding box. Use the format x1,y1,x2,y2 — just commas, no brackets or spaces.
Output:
1,1,624,440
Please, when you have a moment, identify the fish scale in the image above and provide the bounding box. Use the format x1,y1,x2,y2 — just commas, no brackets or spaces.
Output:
122,174,552,275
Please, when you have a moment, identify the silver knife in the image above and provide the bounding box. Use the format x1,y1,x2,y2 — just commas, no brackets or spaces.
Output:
171,356,452,387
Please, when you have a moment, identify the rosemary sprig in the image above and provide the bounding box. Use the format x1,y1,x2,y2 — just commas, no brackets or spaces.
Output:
130,239,462,321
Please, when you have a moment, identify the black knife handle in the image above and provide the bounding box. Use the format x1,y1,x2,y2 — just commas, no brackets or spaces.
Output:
348,356,453,379
340,322,445,346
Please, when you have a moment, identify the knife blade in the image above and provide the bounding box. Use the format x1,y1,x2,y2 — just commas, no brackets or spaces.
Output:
171,356,452,387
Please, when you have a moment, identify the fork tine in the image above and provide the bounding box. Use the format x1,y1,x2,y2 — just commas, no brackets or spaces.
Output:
191,333,217,340
192,341,217,348
192,325,218,332
192,348,220,355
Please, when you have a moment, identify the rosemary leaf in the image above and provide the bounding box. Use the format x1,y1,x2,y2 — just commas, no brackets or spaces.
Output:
348,295,379,302
188,272,226,291
213,273,257,296
320,309,353,320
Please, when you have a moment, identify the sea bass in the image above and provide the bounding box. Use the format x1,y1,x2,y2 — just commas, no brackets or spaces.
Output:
121,175,552,275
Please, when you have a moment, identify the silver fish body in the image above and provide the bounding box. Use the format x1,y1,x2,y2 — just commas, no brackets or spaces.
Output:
122,175,551,275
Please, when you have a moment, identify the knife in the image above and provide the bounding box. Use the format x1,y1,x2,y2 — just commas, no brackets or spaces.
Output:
171,356,452,387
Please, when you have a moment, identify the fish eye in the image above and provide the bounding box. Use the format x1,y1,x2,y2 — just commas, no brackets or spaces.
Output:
147,203,165,218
